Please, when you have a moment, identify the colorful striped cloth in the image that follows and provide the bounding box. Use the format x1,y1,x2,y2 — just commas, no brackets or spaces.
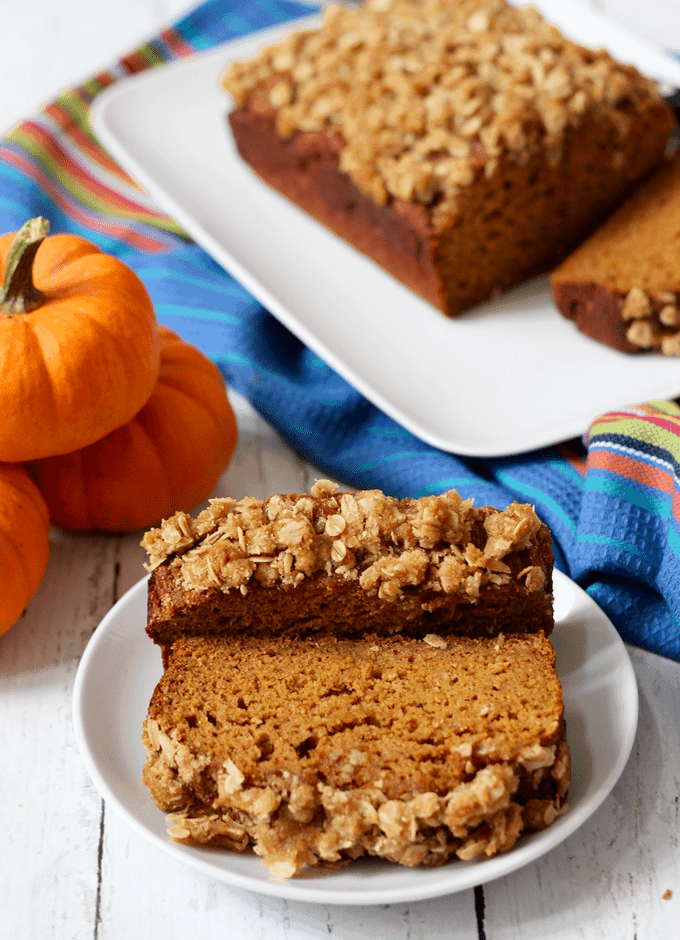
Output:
2,0,680,662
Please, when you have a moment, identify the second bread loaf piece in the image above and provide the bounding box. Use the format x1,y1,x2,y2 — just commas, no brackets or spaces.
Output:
551,150,680,354
142,630,570,877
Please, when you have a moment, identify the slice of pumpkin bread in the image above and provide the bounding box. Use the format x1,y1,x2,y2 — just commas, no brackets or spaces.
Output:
142,630,570,877
142,480,554,651
551,150,680,354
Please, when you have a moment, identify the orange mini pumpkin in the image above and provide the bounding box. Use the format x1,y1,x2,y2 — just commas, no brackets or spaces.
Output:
27,327,238,532
0,217,160,462
0,463,50,636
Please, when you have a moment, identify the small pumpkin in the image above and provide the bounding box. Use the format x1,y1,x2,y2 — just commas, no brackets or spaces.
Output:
0,218,160,462
27,326,238,532
0,463,50,637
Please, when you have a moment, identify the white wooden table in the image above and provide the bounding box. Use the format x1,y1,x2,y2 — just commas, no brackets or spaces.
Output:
2,2,680,938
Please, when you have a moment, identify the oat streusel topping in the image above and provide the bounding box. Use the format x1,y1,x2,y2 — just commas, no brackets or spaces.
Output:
144,724,569,876
221,0,662,228
156,748,564,875
619,287,680,354
141,480,545,602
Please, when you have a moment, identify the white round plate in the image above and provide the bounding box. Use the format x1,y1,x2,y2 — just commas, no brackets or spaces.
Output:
73,569,638,906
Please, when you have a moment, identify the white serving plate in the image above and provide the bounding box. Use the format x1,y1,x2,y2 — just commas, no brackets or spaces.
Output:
72,570,638,906
91,3,680,457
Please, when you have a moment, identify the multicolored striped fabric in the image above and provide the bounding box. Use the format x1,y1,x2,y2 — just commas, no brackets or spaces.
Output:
1,0,680,661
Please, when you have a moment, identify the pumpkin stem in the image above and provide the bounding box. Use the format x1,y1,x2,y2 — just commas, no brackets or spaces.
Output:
0,217,50,316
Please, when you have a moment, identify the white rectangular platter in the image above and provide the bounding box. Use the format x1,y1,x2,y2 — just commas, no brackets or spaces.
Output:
91,1,680,456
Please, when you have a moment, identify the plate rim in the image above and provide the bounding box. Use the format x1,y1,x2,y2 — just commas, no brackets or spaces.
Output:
72,568,639,906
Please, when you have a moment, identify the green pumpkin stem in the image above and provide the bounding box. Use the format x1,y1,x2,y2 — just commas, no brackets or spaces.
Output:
0,217,50,316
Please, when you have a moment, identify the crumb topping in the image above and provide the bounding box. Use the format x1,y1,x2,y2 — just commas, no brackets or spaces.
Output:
221,0,663,228
146,733,569,876
617,287,680,354
141,481,544,603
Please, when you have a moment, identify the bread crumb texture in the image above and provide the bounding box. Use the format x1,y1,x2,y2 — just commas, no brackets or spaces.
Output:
221,0,665,229
142,631,570,876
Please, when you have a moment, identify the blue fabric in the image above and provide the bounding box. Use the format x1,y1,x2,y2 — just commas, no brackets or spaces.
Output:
2,0,680,662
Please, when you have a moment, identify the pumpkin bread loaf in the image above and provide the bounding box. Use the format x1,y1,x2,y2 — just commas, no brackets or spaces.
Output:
551,150,680,354
221,0,674,317
142,480,554,653
142,630,570,876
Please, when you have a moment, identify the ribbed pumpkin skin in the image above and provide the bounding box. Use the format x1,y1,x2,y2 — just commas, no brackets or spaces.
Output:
27,327,238,532
0,231,160,462
0,463,50,636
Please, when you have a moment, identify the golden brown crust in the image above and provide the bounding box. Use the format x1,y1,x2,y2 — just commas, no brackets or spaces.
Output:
227,106,449,310
142,482,554,647
142,631,570,876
